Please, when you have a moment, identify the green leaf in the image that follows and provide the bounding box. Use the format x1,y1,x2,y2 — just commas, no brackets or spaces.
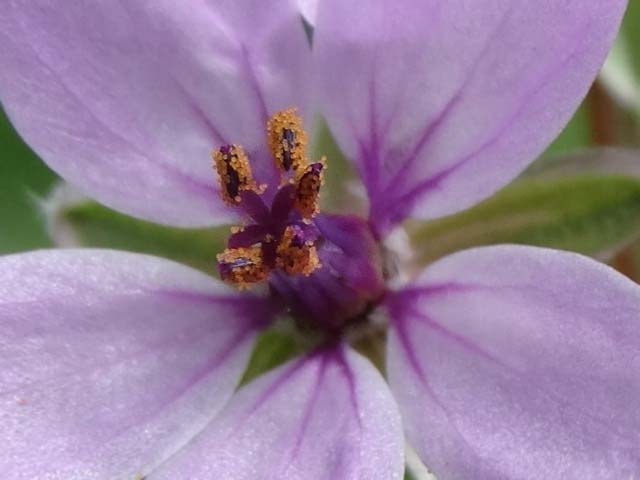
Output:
408,150,640,265
0,107,57,253
240,329,302,385
59,200,229,274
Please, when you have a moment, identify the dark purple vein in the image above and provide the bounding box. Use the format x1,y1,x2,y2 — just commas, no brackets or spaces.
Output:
287,354,329,461
382,4,517,196
240,44,270,125
388,23,590,225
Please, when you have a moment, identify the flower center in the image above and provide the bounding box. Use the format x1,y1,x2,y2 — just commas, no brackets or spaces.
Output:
213,109,325,289
213,109,385,337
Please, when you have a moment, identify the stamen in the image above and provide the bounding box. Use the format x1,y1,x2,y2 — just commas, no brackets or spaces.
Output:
213,144,259,205
267,108,308,175
217,246,269,288
276,224,321,276
214,107,328,290
295,161,325,218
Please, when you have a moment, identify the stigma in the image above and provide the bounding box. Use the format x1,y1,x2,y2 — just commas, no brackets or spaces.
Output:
212,108,326,289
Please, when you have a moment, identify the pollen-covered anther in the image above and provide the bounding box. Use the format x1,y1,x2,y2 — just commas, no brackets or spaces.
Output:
295,160,325,218
276,224,321,277
212,144,260,205
267,108,308,175
217,246,269,289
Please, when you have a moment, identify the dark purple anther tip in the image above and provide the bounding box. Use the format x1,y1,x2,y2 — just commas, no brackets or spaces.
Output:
282,129,296,171
309,162,324,174
218,256,252,277
289,224,307,247
288,223,319,248
219,144,232,154
226,168,241,199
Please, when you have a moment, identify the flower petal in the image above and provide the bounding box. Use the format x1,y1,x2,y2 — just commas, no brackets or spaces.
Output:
313,0,627,233
150,347,404,480
0,0,311,226
386,245,640,479
298,0,318,25
0,249,271,479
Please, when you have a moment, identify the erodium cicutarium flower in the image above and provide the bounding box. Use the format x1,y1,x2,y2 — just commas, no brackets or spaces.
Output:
0,1,638,479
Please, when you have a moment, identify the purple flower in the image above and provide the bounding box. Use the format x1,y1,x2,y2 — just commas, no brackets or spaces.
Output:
0,1,637,479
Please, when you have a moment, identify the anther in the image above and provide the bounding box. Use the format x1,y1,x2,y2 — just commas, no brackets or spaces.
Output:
276,224,321,276
295,161,325,218
213,144,259,205
217,246,269,288
267,108,308,175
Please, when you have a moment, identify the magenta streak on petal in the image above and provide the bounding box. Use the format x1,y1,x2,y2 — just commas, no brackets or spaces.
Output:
404,304,507,368
395,282,478,300
228,354,312,436
362,67,382,196
166,72,229,146
236,45,283,191
292,273,343,326
393,315,443,406
288,354,329,460
377,89,462,210
151,288,278,329
240,44,270,126
334,347,362,428
14,33,220,204
393,316,484,461
97,323,254,447
182,87,229,146
389,283,511,367
383,24,590,227
380,5,516,198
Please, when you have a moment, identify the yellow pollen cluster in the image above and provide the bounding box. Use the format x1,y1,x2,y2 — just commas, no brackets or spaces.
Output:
276,226,321,276
217,246,268,289
267,108,308,176
295,160,325,218
212,144,259,205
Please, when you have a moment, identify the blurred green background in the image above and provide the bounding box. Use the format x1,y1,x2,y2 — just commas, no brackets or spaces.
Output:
0,108,56,252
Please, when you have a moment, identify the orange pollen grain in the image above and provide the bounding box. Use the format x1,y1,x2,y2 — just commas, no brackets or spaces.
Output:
267,108,308,176
294,159,325,219
217,246,269,289
212,144,259,205
276,226,321,277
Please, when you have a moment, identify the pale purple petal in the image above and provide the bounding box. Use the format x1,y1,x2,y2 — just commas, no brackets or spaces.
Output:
0,0,311,226
298,0,318,25
313,0,627,233
0,249,272,480
150,347,404,480
386,245,640,479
